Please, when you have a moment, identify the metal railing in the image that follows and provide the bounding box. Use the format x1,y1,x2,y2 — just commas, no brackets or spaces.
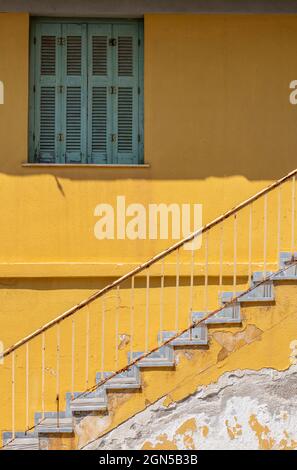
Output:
1,167,297,442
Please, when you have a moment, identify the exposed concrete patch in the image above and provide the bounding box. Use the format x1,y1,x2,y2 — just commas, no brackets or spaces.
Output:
212,324,263,362
118,334,130,350
84,366,297,450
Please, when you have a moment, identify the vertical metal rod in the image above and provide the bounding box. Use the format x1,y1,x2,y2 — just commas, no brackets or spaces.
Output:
115,286,120,369
71,319,75,399
145,269,150,352
277,186,281,265
25,343,29,432
248,205,253,285
233,215,237,298
219,223,224,293
130,277,135,360
189,246,195,334
175,249,180,332
41,332,45,419
204,231,209,313
56,323,60,427
159,260,165,345
12,351,15,440
263,194,268,277
101,299,105,376
291,175,296,254
85,308,90,389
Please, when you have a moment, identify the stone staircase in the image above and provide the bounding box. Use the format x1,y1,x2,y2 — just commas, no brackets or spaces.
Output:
3,251,296,450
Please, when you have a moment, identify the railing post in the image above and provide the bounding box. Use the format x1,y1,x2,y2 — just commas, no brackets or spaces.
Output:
291,175,296,254
41,332,45,420
85,307,90,389
145,269,150,352
101,299,105,376
159,260,165,345
71,319,75,399
233,215,237,298
204,231,209,313
130,277,135,359
26,343,29,433
12,351,15,441
263,194,268,277
277,186,281,264
248,205,253,285
175,249,180,332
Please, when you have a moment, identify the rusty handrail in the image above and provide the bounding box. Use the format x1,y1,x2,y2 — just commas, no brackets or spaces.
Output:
2,167,297,358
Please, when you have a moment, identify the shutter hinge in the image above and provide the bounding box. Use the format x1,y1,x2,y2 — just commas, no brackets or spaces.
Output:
57,133,64,142
57,85,64,93
33,133,35,142
109,86,117,95
138,134,141,143
111,134,117,143
33,85,36,93
109,38,117,46
57,37,65,46
138,39,141,46
33,36,36,45
138,87,141,95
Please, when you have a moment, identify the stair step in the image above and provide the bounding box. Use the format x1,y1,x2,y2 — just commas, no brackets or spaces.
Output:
36,417,73,434
193,304,241,325
96,365,141,390
70,394,107,412
158,326,208,346
129,345,175,367
221,281,274,303
3,436,39,450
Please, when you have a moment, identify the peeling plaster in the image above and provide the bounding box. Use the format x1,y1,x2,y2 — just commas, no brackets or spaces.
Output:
84,366,297,450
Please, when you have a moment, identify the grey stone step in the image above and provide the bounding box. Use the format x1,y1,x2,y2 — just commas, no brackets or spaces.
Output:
129,345,175,367
158,325,208,346
36,417,73,434
193,303,241,325
3,436,39,450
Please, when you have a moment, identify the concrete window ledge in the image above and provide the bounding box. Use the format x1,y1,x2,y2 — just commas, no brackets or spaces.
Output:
22,163,151,169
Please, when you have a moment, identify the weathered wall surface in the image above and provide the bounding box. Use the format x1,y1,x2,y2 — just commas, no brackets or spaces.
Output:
85,366,297,450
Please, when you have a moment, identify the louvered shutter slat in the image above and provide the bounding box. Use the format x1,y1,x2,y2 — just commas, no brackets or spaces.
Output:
34,23,61,162
88,24,112,163
113,25,139,164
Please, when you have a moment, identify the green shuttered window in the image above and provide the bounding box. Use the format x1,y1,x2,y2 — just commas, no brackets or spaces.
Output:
29,20,144,164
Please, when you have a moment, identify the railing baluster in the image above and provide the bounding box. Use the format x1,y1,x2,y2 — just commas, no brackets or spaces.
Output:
204,231,209,313
175,249,180,332
263,194,268,277
56,324,60,427
189,245,195,335
115,286,120,369
159,260,165,345
277,186,281,264
130,277,135,359
12,351,15,441
219,223,224,294
248,205,253,285
101,299,105,376
233,215,237,298
26,343,29,432
145,269,150,352
41,332,45,419
71,319,75,399
291,175,296,254
85,308,90,389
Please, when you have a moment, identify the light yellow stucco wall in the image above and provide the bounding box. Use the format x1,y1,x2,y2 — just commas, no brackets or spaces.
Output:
1,13,297,445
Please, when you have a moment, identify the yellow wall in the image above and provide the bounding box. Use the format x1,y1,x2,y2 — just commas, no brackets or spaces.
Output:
1,13,297,445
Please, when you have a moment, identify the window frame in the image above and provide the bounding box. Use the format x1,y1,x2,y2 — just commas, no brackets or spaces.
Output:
28,17,144,166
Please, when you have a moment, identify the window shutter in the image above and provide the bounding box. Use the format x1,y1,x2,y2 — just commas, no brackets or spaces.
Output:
33,23,62,163
61,24,87,163
87,24,113,163
113,24,140,164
